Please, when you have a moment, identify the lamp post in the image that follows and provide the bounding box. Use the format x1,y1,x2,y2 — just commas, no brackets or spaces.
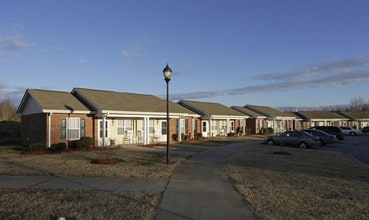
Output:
163,64,172,164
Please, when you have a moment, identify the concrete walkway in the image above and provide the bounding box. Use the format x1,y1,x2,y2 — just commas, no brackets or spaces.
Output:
0,175,166,192
155,141,257,220
1,138,260,219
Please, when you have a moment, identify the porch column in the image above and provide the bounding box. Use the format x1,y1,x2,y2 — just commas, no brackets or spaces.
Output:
209,119,212,137
144,117,149,145
102,114,106,147
226,119,230,134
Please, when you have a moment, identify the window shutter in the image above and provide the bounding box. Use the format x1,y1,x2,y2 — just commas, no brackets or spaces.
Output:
61,118,66,139
80,118,86,138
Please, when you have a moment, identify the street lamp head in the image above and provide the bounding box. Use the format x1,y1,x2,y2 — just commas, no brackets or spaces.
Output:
163,64,172,82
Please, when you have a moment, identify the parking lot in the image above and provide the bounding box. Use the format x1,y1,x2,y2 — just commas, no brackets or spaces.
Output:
318,135,369,165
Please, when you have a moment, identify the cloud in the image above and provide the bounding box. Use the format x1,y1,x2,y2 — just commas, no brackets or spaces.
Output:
77,58,88,64
121,45,144,59
0,35,31,57
254,56,369,81
0,81,26,104
170,56,369,100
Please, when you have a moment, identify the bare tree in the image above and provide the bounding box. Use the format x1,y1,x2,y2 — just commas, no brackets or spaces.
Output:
0,99,18,121
349,96,369,128
350,96,367,111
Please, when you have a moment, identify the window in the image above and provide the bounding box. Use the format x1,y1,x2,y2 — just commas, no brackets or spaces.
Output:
61,118,84,140
117,120,124,135
202,121,207,132
161,121,167,135
124,119,133,134
149,120,155,134
99,121,108,138
211,121,217,131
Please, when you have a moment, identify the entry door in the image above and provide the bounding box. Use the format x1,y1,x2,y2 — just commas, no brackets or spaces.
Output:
98,120,109,146
230,120,235,133
160,120,167,142
202,121,209,137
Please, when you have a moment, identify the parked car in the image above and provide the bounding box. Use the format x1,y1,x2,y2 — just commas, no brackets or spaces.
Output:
309,126,344,140
302,129,337,145
362,126,369,134
264,130,320,149
340,126,362,136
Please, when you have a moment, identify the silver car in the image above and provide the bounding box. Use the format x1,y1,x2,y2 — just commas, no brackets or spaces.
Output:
302,129,337,145
264,130,320,149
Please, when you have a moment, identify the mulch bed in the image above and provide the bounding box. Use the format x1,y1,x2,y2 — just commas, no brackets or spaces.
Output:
90,159,121,165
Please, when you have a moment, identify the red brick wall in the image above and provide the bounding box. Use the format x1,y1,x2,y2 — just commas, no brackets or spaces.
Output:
20,113,47,146
169,116,200,141
20,113,95,148
49,113,94,147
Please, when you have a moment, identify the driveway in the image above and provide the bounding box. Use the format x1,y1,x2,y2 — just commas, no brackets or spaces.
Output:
318,135,369,165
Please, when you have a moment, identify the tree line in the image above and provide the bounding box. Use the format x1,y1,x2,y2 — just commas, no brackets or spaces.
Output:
0,99,19,121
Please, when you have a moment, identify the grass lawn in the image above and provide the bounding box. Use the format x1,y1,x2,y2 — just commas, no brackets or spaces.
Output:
227,143,369,219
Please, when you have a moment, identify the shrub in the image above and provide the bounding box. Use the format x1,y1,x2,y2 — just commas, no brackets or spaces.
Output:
80,137,93,147
260,127,274,134
69,140,83,149
172,134,178,141
50,142,67,152
267,127,274,134
70,137,93,149
227,132,235,137
245,128,251,135
29,142,45,152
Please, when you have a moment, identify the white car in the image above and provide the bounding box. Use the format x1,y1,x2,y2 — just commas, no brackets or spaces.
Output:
340,126,362,136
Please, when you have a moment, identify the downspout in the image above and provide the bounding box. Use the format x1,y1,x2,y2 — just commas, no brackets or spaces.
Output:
48,112,52,148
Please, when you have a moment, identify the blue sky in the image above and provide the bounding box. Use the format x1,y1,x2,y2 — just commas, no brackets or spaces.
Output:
1,0,369,108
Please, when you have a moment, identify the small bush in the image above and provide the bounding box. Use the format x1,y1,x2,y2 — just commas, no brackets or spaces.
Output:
50,142,67,152
80,137,93,147
227,132,235,137
29,142,45,152
245,128,251,135
69,140,83,149
70,137,93,149
172,134,178,141
260,127,274,134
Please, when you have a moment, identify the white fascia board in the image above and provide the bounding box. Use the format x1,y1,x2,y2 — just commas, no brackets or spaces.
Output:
275,116,296,120
42,109,91,114
211,115,248,120
103,110,200,118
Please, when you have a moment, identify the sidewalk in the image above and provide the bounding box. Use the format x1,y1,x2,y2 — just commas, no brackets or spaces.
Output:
0,175,166,192
155,141,258,220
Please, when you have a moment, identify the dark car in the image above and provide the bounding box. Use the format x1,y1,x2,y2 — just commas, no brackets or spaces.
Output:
309,126,344,140
302,129,337,145
361,126,369,134
264,130,320,149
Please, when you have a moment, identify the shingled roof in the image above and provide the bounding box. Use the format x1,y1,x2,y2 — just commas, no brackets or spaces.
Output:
17,89,91,115
296,111,347,120
244,105,295,118
338,111,369,120
178,100,245,118
231,106,266,118
72,88,197,115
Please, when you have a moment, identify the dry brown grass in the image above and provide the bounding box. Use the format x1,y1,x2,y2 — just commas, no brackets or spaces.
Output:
0,146,184,178
0,145,185,219
227,144,369,219
0,188,160,219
